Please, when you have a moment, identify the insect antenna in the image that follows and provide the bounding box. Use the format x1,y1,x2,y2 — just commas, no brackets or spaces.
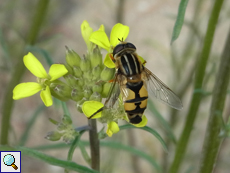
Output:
118,38,124,42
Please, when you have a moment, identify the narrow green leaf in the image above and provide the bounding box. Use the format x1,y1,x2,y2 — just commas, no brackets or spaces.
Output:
79,141,91,165
32,140,162,172
0,145,99,173
148,100,177,144
81,140,162,172
48,118,59,125
67,131,85,161
119,124,168,152
193,88,212,96
19,104,45,146
171,0,189,44
66,131,86,173
170,0,225,171
33,143,68,150
100,141,162,172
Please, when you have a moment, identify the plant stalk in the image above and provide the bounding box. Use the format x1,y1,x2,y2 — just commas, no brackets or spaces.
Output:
169,0,224,172
198,26,230,173
88,119,100,171
0,0,50,145
116,0,125,24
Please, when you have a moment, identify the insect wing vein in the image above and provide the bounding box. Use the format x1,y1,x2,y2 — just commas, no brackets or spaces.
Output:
143,67,183,110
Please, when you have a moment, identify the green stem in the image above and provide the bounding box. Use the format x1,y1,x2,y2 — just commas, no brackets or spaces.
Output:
198,26,230,173
0,0,50,145
61,101,71,117
169,0,224,172
65,131,85,173
116,0,125,24
88,119,100,171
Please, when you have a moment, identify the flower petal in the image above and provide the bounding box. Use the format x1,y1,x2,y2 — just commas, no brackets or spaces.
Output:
132,115,148,127
49,64,68,81
138,55,146,65
13,82,42,100
104,53,116,68
98,24,105,32
110,23,129,47
81,20,93,50
40,86,53,107
89,31,110,51
106,121,120,137
23,52,48,78
82,101,104,119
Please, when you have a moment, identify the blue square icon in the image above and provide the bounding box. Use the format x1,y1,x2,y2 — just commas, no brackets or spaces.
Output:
0,151,21,173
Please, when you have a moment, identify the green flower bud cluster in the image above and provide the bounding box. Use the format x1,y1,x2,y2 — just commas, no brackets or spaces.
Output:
46,115,79,144
56,45,116,112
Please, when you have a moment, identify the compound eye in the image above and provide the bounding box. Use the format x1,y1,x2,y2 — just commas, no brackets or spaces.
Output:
113,44,124,56
126,42,136,49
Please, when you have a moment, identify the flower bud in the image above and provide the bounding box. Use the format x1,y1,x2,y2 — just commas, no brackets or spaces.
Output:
89,92,102,102
45,131,62,141
81,20,93,51
73,66,83,78
62,129,79,144
92,65,101,80
57,123,67,131
77,78,84,87
62,114,72,125
80,56,91,72
64,74,78,87
64,63,74,75
65,46,81,67
50,81,72,101
84,88,93,99
102,82,113,98
90,46,102,68
48,118,59,125
100,67,115,81
71,88,84,101
92,83,103,93
83,70,92,80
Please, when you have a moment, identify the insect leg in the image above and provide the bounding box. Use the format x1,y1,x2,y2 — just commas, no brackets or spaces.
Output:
88,107,104,119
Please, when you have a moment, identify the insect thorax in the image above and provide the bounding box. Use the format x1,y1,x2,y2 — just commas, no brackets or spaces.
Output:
117,52,142,77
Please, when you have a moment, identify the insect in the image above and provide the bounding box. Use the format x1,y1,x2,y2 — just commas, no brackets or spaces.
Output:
89,40,183,124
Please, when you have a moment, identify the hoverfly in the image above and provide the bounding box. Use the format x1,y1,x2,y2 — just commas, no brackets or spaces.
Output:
89,40,183,124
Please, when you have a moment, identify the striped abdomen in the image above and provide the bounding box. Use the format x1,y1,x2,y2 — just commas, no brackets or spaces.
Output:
123,81,148,124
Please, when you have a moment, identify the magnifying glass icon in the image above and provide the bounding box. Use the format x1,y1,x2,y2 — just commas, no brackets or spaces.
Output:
3,154,18,170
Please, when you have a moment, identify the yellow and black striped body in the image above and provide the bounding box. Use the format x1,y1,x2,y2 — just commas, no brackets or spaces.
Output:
113,42,148,124
122,80,148,124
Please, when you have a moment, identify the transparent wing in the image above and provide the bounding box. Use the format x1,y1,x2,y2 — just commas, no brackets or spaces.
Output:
89,72,121,119
103,72,121,109
143,67,183,110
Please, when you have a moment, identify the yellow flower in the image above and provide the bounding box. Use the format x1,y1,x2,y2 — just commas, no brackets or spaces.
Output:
81,20,93,51
82,101,119,137
13,52,68,107
106,121,119,137
82,100,147,137
89,23,129,68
